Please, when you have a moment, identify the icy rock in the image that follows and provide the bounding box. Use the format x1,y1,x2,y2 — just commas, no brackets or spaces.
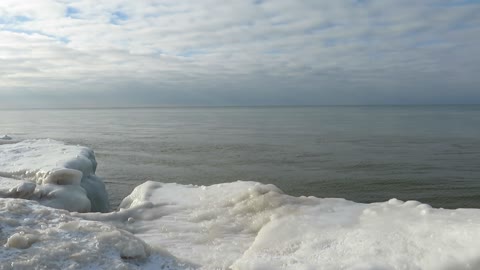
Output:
0,139,109,212
1,134,12,140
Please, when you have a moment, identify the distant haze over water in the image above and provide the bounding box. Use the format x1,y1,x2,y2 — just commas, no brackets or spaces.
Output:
2,105,480,208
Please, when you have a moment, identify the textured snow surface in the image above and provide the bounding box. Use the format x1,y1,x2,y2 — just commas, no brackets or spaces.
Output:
0,198,191,270
0,139,109,212
112,181,480,270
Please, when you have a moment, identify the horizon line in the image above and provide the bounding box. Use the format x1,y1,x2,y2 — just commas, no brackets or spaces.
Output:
1,103,480,110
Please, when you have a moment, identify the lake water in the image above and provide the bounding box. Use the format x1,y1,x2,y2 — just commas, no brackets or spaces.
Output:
2,105,480,209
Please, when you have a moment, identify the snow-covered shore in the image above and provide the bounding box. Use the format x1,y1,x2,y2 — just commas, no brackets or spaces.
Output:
2,139,480,270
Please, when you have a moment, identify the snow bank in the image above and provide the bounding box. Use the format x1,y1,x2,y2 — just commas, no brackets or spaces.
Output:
109,181,480,270
0,139,109,212
0,198,190,270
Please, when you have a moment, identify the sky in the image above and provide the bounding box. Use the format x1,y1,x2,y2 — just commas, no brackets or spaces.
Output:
0,0,480,107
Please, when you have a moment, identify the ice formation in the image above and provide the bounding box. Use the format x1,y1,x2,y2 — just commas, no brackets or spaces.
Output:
0,198,190,270
0,135,17,146
1,135,12,140
109,181,480,270
0,139,109,212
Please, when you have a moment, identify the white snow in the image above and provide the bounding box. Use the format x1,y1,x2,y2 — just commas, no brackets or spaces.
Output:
0,139,109,212
0,198,191,270
107,181,480,270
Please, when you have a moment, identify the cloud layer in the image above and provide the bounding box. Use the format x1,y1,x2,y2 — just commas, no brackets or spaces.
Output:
1,0,480,107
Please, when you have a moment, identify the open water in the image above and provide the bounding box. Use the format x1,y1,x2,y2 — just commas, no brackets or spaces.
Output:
2,105,480,208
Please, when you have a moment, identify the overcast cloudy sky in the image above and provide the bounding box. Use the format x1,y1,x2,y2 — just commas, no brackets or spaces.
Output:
0,0,479,107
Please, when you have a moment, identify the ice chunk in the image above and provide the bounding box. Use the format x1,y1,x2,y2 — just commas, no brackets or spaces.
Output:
0,135,17,145
1,134,12,140
9,181,36,198
5,232,38,249
0,177,35,198
0,198,191,269
0,139,109,212
108,181,480,270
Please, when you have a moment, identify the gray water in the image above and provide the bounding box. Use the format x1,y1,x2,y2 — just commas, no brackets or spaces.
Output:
2,106,480,209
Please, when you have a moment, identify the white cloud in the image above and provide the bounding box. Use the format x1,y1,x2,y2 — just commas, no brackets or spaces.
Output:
0,0,479,106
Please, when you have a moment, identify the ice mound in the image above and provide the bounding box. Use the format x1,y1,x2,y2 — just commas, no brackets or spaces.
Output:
0,135,17,145
107,181,480,270
1,135,12,140
0,139,109,212
0,198,189,270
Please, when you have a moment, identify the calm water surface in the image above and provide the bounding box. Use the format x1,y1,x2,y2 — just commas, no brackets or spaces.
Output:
2,106,480,209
